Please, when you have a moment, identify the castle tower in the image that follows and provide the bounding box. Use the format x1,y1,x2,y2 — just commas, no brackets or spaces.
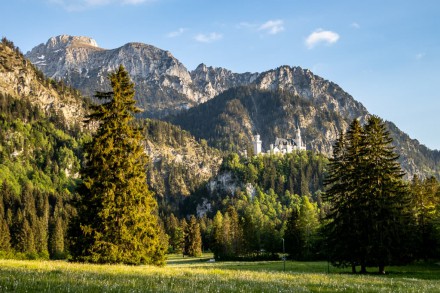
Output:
295,127,302,149
253,134,262,155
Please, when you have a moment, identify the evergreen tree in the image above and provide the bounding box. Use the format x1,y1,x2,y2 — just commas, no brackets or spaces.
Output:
410,176,440,260
166,213,184,254
284,207,302,259
0,187,11,251
211,211,224,259
358,116,411,274
325,116,413,274
184,215,202,257
70,65,166,265
298,196,319,259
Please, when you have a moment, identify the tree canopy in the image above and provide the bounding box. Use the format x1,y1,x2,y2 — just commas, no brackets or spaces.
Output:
70,65,166,265
324,116,413,274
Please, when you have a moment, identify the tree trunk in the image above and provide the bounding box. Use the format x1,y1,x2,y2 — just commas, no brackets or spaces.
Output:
351,264,357,273
378,265,385,274
360,264,367,274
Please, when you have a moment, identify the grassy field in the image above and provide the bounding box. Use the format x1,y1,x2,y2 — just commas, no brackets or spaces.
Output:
0,254,440,292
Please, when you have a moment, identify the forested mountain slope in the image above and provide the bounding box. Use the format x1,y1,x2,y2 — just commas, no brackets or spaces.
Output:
169,86,440,179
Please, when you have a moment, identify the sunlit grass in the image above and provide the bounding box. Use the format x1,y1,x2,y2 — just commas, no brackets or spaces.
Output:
0,255,439,292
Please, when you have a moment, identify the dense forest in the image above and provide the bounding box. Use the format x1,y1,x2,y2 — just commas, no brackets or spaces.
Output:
0,92,83,258
168,86,440,179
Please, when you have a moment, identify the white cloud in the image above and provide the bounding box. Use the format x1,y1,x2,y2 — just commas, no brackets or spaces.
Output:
167,28,187,38
305,29,340,49
351,22,360,29
194,32,223,43
258,19,284,35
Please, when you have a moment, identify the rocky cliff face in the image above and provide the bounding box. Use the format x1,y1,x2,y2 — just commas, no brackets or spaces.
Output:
27,35,202,117
26,36,367,122
0,39,85,127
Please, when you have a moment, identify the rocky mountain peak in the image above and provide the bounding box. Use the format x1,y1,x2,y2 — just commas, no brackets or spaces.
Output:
46,35,99,50
0,40,85,128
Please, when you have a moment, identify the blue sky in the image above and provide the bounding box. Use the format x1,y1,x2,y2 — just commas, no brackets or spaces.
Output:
4,0,440,150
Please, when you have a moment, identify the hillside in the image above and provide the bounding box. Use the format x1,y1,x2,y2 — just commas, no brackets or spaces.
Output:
169,86,440,179
141,119,223,215
0,38,224,257
0,39,87,258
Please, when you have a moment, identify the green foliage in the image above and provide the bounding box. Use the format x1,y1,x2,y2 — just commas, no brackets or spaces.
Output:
0,91,82,260
184,215,202,257
324,116,414,273
192,150,328,260
409,175,440,260
70,65,166,265
169,86,346,154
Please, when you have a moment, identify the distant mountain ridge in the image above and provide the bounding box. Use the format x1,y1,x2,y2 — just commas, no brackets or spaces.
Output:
25,35,439,179
26,35,366,121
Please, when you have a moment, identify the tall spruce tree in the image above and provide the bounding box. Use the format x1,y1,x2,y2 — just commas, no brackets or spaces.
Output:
184,215,202,257
70,65,166,265
325,116,412,274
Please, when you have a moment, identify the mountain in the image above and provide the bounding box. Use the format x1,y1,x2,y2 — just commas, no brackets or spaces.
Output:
26,35,205,117
25,35,439,179
25,36,366,123
169,86,440,179
141,119,222,215
1,38,86,128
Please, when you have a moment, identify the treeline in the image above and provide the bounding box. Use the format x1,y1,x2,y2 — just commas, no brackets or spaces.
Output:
169,86,348,154
0,93,83,259
168,151,328,260
0,181,73,259
165,141,440,264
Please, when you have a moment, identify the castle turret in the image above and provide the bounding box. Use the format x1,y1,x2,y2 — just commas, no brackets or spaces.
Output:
295,127,302,149
253,134,262,155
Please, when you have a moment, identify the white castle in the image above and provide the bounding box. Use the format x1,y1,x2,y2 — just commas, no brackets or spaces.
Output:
252,127,306,155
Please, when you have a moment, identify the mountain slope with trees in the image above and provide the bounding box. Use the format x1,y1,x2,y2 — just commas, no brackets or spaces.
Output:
169,86,440,179
0,38,87,259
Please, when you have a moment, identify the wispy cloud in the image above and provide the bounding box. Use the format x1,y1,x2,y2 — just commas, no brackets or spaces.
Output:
167,28,187,38
194,32,223,43
237,22,257,29
305,29,340,49
50,0,151,11
258,19,284,35
351,22,360,29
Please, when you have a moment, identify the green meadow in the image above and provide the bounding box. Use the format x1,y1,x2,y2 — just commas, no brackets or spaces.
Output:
0,254,440,292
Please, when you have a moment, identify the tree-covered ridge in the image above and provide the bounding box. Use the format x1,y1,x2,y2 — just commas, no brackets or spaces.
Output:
169,85,439,179
169,86,348,155
0,92,83,259
140,118,222,215
171,151,328,260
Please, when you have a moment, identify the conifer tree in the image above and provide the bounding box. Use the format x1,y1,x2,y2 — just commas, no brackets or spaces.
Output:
70,65,166,265
0,188,11,251
325,116,412,274
284,207,302,259
184,215,202,257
